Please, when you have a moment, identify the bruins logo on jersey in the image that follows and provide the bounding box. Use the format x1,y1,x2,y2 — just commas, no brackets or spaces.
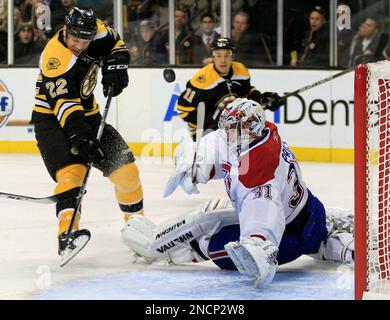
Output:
46,58,61,70
196,74,206,84
81,62,99,99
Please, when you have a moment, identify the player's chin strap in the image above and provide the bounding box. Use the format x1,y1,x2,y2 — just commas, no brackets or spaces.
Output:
121,198,237,264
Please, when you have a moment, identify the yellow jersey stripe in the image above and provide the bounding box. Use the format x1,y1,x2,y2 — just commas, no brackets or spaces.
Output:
113,39,126,49
59,105,84,127
36,94,47,101
177,105,195,112
33,106,54,114
54,98,81,115
85,109,100,117
179,112,188,119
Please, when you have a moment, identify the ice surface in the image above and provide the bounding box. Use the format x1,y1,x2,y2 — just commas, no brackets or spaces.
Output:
0,154,354,300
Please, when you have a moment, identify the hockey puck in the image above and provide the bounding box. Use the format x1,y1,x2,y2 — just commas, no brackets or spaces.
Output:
163,68,176,83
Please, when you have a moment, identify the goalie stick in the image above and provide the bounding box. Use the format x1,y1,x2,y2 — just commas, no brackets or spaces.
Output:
191,101,206,183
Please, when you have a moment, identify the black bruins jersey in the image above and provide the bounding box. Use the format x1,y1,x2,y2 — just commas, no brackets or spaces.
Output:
32,20,129,128
177,61,260,137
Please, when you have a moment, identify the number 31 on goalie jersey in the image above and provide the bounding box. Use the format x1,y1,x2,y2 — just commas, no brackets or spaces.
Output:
287,163,304,209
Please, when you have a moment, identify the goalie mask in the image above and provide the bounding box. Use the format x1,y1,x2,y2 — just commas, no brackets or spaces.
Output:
218,98,266,148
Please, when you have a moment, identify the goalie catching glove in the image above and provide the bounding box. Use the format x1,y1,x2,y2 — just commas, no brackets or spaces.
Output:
163,135,215,197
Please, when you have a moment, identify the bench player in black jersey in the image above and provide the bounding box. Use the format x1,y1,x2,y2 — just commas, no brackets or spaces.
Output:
176,37,285,139
31,7,144,263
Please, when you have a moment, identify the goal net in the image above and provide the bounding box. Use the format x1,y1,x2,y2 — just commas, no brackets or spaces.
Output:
355,60,390,300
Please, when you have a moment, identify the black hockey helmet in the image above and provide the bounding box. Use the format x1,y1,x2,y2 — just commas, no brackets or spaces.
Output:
210,37,235,52
65,7,97,40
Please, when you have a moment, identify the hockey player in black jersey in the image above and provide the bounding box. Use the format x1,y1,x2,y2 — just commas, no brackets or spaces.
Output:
176,37,285,139
31,7,144,265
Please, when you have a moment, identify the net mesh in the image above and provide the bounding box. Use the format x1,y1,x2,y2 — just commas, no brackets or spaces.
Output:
366,61,390,294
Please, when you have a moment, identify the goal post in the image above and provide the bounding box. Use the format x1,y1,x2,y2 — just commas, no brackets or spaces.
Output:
354,61,390,300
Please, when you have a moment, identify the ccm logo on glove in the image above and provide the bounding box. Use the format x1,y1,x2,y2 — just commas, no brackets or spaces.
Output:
107,64,128,70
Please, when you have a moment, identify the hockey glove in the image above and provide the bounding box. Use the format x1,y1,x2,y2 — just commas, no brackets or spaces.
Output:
68,121,105,163
102,53,129,97
260,92,285,111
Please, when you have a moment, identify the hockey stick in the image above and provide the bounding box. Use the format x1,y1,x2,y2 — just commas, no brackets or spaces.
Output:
0,187,81,204
65,86,114,243
191,102,206,183
279,66,355,100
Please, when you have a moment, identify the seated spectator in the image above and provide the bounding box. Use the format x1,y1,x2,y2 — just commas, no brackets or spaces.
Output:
345,17,387,67
20,0,41,24
291,6,329,67
0,2,27,63
14,6,24,35
194,13,220,65
133,0,161,26
129,19,167,65
231,10,272,66
164,8,198,64
14,22,45,64
213,4,221,35
50,0,75,36
35,1,52,41
336,3,354,67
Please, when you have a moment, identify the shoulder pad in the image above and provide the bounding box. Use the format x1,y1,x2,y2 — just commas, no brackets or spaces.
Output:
94,19,109,40
190,64,221,90
231,61,250,78
40,33,76,78
238,125,281,188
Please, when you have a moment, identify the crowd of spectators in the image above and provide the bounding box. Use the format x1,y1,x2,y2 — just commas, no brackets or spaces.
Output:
0,1,388,68
0,0,77,64
288,5,388,68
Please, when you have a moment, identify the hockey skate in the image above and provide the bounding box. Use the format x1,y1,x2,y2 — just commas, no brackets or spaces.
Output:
58,229,91,267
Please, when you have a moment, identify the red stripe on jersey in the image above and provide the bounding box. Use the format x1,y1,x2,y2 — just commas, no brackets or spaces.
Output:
209,251,229,259
238,121,282,188
251,234,267,241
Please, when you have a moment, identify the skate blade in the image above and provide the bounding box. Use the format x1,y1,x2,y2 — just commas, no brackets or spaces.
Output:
60,235,90,267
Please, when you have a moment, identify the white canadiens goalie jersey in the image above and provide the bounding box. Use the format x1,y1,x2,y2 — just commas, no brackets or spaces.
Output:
201,121,309,246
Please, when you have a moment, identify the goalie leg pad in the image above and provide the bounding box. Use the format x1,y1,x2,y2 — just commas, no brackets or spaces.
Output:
121,199,238,264
310,204,354,264
312,231,354,264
